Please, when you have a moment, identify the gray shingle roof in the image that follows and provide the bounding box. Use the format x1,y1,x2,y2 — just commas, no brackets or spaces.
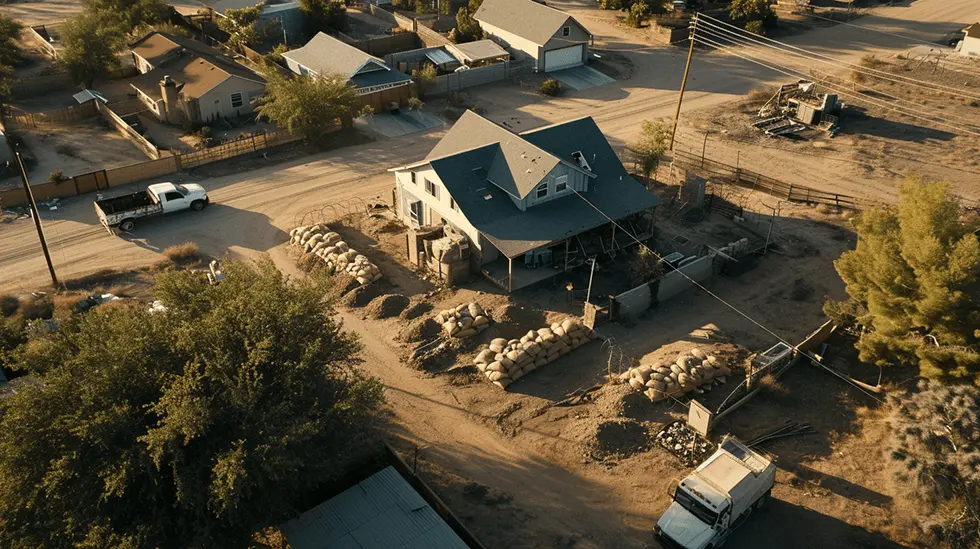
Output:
447,40,509,63
474,0,581,46
283,32,391,80
425,114,662,258
279,466,469,549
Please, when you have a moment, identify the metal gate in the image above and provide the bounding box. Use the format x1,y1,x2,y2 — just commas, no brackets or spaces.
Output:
73,169,108,195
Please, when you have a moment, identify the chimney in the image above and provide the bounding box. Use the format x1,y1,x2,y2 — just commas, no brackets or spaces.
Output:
160,75,180,124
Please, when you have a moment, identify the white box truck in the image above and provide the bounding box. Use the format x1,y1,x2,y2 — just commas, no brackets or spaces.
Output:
655,437,775,549
95,182,209,234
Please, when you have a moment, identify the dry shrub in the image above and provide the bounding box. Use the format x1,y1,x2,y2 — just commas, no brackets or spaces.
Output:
0,294,18,317
744,86,777,106
52,293,85,316
296,253,324,274
814,203,835,215
756,373,792,402
19,294,53,320
162,242,201,264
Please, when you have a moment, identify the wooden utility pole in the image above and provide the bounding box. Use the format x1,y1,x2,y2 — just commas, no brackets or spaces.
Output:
669,14,698,151
15,152,58,287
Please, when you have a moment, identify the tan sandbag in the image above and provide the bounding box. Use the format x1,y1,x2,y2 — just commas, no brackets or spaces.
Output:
490,339,507,353
554,326,566,338
535,358,548,368
488,371,505,382
558,347,570,356
677,356,695,372
691,348,708,360
500,357,514,370
486,361,504,372
524,342,541,356
492,380,509,390
507,339,520,347
476,362,488,372
628,378,645,391
511,368,524,381
473,315,490,327
637,365,653,382
476,323,488,333
456,328,477,339
523,363,536,374
468,302,484,318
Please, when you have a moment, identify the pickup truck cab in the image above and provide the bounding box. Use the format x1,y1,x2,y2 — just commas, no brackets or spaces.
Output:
95,182,209,233
656,437,775,549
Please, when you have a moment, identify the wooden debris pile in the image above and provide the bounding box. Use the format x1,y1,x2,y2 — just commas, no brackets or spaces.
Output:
655,421,717,467
289,224,382,285
619,348,733,402
472,318,597,390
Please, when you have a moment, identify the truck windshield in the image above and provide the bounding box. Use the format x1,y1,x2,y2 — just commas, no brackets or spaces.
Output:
174,185,189,195
674,488,719,526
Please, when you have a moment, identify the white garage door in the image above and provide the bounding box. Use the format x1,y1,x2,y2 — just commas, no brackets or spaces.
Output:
544,44,584,71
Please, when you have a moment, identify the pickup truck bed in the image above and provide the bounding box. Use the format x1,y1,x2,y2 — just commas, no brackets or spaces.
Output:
95,191,154,215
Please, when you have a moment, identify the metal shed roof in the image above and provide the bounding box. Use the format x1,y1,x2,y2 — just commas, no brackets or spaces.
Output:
425,48,456,66
279,466,469,549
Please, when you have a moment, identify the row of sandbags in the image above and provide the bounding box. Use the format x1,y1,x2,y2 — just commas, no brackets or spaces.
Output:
619,348,733,403
435,302,491,339
473,318,598,390
289,224,383,285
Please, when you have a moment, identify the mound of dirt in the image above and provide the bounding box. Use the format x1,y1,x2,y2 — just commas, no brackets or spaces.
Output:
587,418,651,461
323,275,360,302
462,482,513,506
340,283,384,309
402,317,441,343
365,293,410,319
400,298,433,320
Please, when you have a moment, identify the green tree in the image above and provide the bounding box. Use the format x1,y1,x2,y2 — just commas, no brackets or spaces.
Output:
258,70,360,141
450,6,485,44
629,246,662,287
0,15,23,69
411,63,437,99
82,0,170,31
826,177,980,384
730,0,777,30
890,381,980,549
218,6,261,51
0,262,384,549
624,2,649,27
744,19,765,36
59,13,126,88
300,0,349,34
627,118,671,177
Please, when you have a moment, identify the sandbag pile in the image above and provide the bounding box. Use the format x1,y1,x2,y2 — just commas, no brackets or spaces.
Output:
435,302,491,339
289,224,382,285
619,348,733,402
473,318,598,390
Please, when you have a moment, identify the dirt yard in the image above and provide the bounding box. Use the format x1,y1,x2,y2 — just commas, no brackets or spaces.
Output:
0,0,82,25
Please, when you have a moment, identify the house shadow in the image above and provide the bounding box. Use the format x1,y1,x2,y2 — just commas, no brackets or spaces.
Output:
841,107,958,142
726,498,914,549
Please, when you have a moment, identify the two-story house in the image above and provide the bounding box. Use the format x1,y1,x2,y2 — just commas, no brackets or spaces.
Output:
390,111,661,291
474,0,592,72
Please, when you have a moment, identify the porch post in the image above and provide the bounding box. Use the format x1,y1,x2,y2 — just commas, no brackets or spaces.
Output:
564,239,570,271
611,223,617,252
508,256,513,292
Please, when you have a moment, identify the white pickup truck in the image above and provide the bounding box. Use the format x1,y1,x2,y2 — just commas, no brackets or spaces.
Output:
656,437,775,549
95,182,209,233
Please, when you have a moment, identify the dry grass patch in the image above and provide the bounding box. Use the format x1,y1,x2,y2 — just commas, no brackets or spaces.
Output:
162,242,201,264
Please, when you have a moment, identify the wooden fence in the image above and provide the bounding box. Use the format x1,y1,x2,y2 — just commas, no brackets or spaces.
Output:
26,24,61,59
96,102,162,160
180,130,305,168
671,149,876,210
3,101,99,128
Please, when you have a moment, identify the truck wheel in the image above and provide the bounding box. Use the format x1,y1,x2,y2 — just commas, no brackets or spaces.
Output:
119,219,136,232
190,200,206,211
755,490,770,510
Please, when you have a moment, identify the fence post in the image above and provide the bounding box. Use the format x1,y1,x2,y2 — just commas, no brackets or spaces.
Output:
787,183,794,201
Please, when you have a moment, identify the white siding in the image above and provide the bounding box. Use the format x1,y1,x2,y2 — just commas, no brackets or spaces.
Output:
195,76,266,121
523,163,589,207
478,21,543,69
962,35,980,57
394,168,484,253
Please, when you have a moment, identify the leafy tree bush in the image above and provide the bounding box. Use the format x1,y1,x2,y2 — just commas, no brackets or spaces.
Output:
257,70,360,141
629,246,662,287
625,2,649,27
825,177,980,384
82,0,170,31
0,262,384,549
60,13,126,88
411,63,437,98
627,118,671,176
0,15,23,69
539,77,561,96
744,19,765,35
450,7,486,44
218,6,261,50
891,381,980,548
408,96,424,111
301,0,349,34
730,0,777,30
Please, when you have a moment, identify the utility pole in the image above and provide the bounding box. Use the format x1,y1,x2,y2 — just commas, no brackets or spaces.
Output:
669,13,698,151
16,152,58,287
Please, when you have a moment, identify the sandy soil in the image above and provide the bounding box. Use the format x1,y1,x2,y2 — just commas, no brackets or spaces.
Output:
0,0,82,25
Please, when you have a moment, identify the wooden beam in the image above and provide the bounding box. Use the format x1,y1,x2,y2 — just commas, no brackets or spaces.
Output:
507,256,512,293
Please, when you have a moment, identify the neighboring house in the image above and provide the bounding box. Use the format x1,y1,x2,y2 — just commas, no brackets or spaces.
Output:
390,111,661,291
959,22,980,57
474,0,591,72
129,32,266,124
195,0,304,44
282,32,413,110
386,39,510,74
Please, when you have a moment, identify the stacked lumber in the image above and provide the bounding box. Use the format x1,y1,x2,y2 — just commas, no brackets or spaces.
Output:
472,318,598,390
289,225,382,285
435,302,490,339
620,348,733,402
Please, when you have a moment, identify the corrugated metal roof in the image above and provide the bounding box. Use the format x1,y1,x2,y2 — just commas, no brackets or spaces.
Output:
425,48,456,66
280,466,469,549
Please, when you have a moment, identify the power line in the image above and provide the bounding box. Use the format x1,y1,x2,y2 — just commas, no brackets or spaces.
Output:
691,32,980,137
567,186,886,403
696,14,980,101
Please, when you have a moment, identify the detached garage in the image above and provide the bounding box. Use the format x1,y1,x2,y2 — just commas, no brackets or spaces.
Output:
474,0,591,73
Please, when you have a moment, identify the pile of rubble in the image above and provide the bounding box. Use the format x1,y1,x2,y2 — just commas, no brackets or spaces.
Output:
473,318,597,390
435,302,491,339
289,224,382,285
655,421,717,467
619,348,732,402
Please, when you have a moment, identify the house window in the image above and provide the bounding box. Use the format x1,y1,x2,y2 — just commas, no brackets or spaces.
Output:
410,172,416,184
556,175,568,192
230,92,244,108
536,181,548,199
425,179,438,198
450,197,458,212
562,26,570,37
